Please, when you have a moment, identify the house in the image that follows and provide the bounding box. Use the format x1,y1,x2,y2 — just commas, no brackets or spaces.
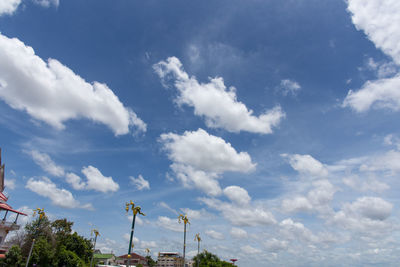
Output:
117,252,149,267
93,252,117,265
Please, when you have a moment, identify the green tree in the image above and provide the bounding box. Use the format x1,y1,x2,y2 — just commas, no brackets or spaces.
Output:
0,245,24,267
192,251,232,267
19,217,92,266
28,236,55,267
56,246,85,267
22,216,55,258
146,255,157,267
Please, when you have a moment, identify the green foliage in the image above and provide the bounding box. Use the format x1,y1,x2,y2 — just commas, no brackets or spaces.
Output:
0,245,24,267
137,264,143,267
192,251,234,267
56,246,86,267
146,255,157,267
28,237,55,267
16,217,92,266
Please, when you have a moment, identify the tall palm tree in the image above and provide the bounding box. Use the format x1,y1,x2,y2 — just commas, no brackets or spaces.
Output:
194,233,201,267
178,214,190,266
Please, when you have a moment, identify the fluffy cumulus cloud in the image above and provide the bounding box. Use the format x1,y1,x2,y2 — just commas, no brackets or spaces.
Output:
223,185,251,206
200,187,276,226
160,129,255,196
0,0,21,16
281,154,329,177
230,227,248,239
26,150,119,192
279,79,301,96
154,57,285,134
0,33,146,135
26,177,92,209
82,166,119,193
65,172,86,190
331,197,394,235
343,0,400,112
205,229,224,240
130,174,150,190
282,179,336,215
347,0,400,64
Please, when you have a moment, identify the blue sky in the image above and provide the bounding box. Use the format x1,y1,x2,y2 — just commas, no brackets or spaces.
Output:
1,0,400,266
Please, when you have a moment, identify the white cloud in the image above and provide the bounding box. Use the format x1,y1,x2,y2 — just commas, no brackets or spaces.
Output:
130,174,150,190
171,164,222,196
27,150,65,177
156,216,183,232
223,185,251,206
230,227,247,239
279,218,318,243
280,79,301,96
344,197,392,221
282,154,329,177
82,166,119,193
264,238,288,252
33,0,59,8
360,149,400,173
200,195,276,227
342,176,389,193
0,33,146,135
65,172,86,190
282,196,313,213
160,129,255,196
281,179,336,215
5,178,16,190
347,0,400,64
26,177,92,209
0,0,21,16
154,57,285,134
205,230,224,240
343,74,400,112
158,202,178,215
180,208,211,220
160,129,255,173
241,245,261,254
343,1,400,112
331,197,394,235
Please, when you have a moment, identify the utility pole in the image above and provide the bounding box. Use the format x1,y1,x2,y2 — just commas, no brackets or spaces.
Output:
26,208,46,267
178,214,190,267
125,201,145,267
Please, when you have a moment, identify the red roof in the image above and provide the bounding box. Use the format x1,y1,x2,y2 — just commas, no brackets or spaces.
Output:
118,252,147,261
0,202,27,216
0,192,7,202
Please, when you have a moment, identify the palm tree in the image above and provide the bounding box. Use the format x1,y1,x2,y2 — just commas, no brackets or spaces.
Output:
90,228,100,267
194,233,201,267
178,214,190,266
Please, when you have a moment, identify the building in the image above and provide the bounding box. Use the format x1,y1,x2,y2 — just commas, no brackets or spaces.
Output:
156,252,184,267
93,252,117,265
0,148,27,257
117,252,149,267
